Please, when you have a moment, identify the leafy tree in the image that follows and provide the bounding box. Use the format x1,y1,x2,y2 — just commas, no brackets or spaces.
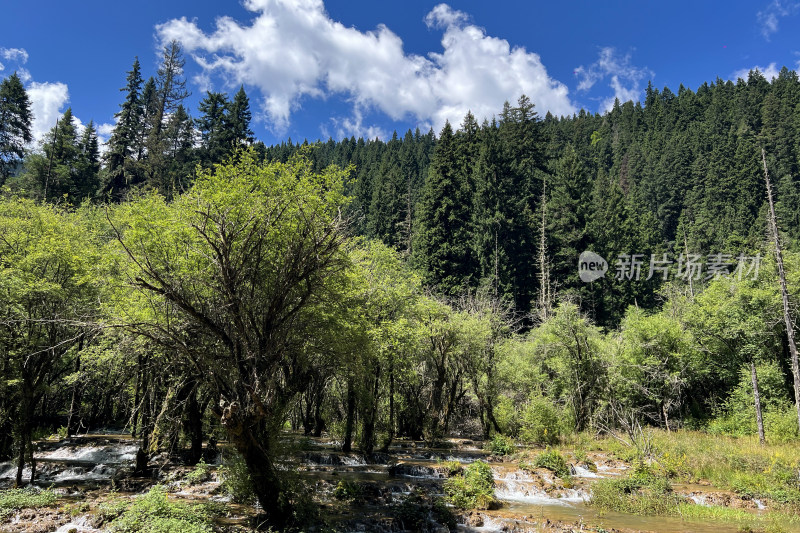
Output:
111,150,349,527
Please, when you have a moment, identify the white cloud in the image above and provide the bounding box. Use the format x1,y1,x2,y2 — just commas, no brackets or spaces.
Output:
575,47,653,112
757,1,800,40
732,63,781,81
156,1,576,136
27,81,70,142
0,47,29,64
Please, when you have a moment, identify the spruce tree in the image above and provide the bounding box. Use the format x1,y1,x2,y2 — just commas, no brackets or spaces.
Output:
0,73,33,183
105,58,143,196
414,121,474,294
196,91,231,164
228,86,254,146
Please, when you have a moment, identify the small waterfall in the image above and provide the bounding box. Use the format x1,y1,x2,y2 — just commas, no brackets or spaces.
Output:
389,463,444,479
54,515,101,533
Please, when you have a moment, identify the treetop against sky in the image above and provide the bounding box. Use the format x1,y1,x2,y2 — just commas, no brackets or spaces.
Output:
2,0,799,147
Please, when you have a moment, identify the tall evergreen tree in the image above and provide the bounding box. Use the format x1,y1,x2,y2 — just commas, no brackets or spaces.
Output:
196,91,231,165
414,121,474,294
228,86,254,147
105,58,144,197
0,73,33,184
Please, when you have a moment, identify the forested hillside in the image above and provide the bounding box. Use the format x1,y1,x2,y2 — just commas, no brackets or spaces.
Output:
3,41,800,530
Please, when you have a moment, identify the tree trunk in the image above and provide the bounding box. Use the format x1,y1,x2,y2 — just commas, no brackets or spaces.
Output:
185,386,203,465
135,362,151,475
312,398,325,438
361,369,380,456
66,345,83,437
221,404,291,528
381,360,395,452
762,148,800,434
751,361,766,445
342,382,355,453
132,353,142,438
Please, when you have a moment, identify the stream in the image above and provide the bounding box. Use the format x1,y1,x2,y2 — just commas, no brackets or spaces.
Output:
0,433,789,532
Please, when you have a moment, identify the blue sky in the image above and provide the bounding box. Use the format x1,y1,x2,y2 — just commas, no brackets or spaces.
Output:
2,0,799,147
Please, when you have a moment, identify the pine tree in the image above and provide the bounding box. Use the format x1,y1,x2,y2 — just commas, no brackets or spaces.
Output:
0,73,33,183
414,121,474,294
21,108,80,201
144,41,190,191
228,86,254,146
105,58,144,196
196,91,231,164
75,120,101,198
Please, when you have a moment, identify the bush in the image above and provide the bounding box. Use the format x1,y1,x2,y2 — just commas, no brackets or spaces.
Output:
184,459,211,485
109,486,216,533
395,490,457,531
436,459,463,477
532,448,570,478
218,451,255,504
444,460,496,510
487,434,515,456
518,395,561,445
0,488,57,519
590,473,679,515
709,362,794,441
332,480,363,501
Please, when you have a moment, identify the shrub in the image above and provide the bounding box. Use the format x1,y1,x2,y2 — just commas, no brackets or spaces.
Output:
444,460,496,510
590,471,679,515
533,448,570,478
487,434,515,456
332,480,363,501
518,395,561,445
218,451,255,504
396,490,457,531
109,486,215,533
709,362,794,440
436,459,463,477
184,459,211,485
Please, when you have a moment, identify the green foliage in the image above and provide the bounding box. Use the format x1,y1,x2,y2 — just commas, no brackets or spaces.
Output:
332,480,363,501
0,488,57,519
533,449,570,478
184,459,211,485
709,361,795,440
518,395,561,445
436,459,463,477
395,490,457,531
590,472,679,515
0,72,33,182
218,452,255,505
486,433,516,456
443,460,496,510
108,486,215,533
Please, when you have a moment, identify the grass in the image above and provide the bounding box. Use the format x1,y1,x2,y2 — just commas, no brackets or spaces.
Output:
0,488,57,520
435,459,463,476
590,466,681,516
591,430,800,512
107,486,220,533
677,503,800,531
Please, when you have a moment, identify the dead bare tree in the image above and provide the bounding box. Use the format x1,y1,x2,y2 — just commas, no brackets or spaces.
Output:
762,148,800,434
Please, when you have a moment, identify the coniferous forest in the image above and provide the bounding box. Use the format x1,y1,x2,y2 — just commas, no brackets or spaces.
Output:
4,41,800,532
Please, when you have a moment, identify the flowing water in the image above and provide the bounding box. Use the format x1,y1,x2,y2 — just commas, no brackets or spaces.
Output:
1,433,793,532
